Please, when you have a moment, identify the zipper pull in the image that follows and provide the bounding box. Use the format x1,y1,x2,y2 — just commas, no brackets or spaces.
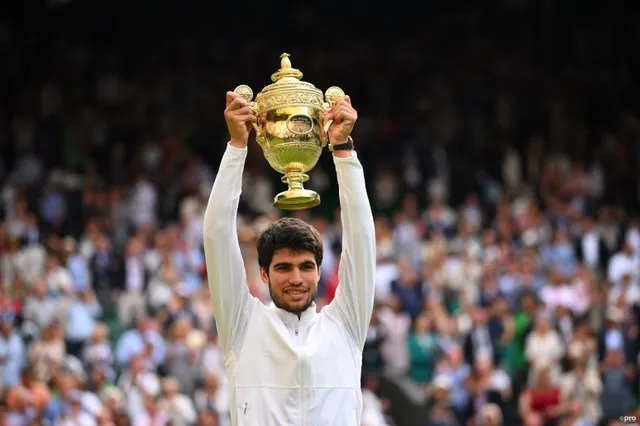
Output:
295,328,299,336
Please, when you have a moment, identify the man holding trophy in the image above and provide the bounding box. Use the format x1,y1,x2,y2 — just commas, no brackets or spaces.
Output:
203,54,376,425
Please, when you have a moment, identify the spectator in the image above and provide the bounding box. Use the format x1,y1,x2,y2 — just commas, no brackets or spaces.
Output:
426,375,458,426
0,312,25,390
115,318,165,368
28,323,66,384
4,369,50,422
132,394,168,426
378,295,411,376
599,349,635,422
608,242,639,286
194,370,230,426
118,237,149,327
63,288,102,358
21,278,58,336
82,322,114,377
408,313,438,388
362,308,387,378
163,317,197,396
158,376,197,426
524,313,564,384
390,257,424,319
559,355,602,425
463,307,498,368
518,367,564,425
361,375,392,426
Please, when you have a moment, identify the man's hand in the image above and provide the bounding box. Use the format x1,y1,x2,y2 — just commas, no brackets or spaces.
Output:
225,91,257,149
325,95,357,147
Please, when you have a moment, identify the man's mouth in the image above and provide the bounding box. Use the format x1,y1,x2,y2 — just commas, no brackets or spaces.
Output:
285,289,307,295
284,288,307,300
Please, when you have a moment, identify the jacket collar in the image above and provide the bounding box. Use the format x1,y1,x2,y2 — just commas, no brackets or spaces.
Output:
269,301,317,324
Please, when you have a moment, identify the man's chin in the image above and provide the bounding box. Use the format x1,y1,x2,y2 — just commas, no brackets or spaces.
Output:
274,297,314,314
283,302,312,314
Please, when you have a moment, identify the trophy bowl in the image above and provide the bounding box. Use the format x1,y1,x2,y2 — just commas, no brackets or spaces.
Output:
233,53,345,210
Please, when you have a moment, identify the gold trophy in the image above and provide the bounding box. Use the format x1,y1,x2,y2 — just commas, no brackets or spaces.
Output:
233,53,345,210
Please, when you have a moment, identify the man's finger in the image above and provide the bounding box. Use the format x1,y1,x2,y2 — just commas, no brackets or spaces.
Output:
334,96,351,109
337,96,351,108
332,105,343,120
227,106,254,117
332,105,349,122
234,114,258,124
226,91,240,106
334,108,357,125
334,102,355,118
324,111,334,123
226,91,248,107
244,114,258,124
225,97,249,112
340,113,357,126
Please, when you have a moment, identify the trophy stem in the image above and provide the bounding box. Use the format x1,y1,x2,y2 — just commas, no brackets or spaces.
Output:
273,164,320,210
282,170,307,191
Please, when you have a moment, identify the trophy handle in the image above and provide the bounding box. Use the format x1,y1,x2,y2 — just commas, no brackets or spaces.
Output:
234,85,262,136
323,86,345,142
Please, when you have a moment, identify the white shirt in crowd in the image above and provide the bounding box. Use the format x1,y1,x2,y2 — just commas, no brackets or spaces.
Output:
361,388,389,426
57,411,97,426
581,230,600,270
129,178,158,228
377,306,411,376
126,256,145,293
608,251,640,286
525,331,564,366
539,283,576,312
608,283,640,308
375,262,399,302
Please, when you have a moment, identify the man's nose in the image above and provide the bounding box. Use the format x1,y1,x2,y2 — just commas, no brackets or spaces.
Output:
289,267,303,284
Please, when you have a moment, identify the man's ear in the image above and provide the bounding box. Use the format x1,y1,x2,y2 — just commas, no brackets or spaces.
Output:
260,267,269,284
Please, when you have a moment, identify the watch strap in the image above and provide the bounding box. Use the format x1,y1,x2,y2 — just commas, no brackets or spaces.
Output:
329,136,354,152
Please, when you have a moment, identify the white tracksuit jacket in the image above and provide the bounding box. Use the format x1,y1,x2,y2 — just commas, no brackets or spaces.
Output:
203,143,376,426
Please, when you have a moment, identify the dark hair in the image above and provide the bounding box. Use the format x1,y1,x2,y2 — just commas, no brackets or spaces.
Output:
256,218,323,272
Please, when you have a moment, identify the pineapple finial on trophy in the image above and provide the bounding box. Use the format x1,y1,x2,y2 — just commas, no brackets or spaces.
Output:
280,53,292,69
271,53,303,82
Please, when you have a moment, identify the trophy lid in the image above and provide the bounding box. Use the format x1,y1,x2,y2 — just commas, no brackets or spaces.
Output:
270,53,304,82
254,53,324,112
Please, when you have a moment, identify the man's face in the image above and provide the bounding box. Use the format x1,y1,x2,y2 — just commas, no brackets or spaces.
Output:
261,248,319,314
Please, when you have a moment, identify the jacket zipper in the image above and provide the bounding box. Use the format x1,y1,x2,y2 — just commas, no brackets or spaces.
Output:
297,320,304,425
301,357,305,426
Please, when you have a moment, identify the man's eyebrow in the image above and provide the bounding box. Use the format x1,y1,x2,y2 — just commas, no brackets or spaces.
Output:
273,261,316,267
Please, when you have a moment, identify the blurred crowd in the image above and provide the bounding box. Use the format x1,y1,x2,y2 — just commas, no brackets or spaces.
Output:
1,1,640,426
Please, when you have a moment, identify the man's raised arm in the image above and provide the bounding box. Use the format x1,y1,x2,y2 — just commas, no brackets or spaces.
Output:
203,91,258,354
323,96,376,349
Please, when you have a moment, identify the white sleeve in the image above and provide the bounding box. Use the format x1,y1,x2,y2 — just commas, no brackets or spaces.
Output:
325,151,376,349
203,143,257,355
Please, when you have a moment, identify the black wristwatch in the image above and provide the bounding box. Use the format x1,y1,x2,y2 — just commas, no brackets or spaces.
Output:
328,136,354,152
